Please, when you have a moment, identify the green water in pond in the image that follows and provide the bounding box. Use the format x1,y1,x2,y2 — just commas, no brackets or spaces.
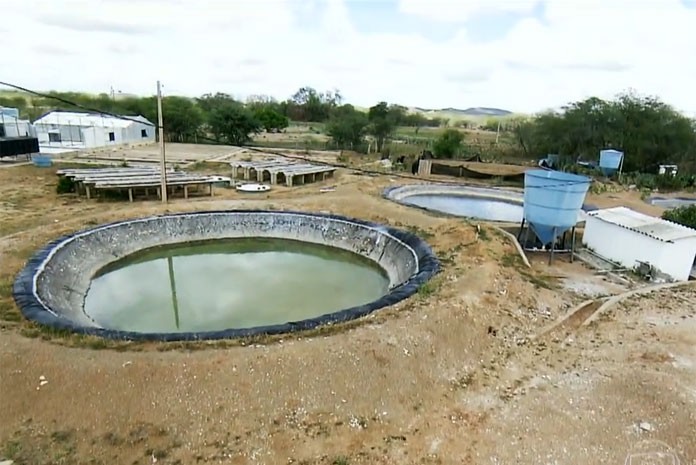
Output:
84,238,390,333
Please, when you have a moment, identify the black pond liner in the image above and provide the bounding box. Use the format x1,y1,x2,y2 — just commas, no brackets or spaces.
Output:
13,209,440,342
382,184,523,221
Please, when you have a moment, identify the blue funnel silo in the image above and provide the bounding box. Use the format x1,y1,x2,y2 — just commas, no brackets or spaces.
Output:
523,170,592,245
599,149,624,176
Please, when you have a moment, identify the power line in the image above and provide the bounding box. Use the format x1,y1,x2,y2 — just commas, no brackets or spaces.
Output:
0,80,156,127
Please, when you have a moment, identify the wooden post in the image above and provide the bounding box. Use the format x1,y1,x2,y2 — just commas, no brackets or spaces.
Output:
210,183,214,196
86,186,91,199
184,185,188,199
128,188,133,202
157,80,168,203
570,226,576,263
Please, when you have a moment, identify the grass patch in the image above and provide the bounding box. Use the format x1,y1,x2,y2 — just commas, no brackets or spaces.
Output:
500,252,523,268
333,456,350,465
403,224,433,239
478,226,490,241
0,277,22,322
187,161,229,172
417,279,440,299
1,427,79,465
519,270,557,290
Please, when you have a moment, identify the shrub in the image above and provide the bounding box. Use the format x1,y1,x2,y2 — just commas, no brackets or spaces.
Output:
662,204,696,229
622,172,695,192
56,176,75,194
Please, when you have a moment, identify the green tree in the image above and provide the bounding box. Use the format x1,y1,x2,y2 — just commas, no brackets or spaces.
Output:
514,92,696,173
161,96,203,142
433,129,465,158
325,104,369,150
367,101,399,152
286,87,341,122
208,101,261,146
197,92,236,116
254,107,289,133
401,112,434,132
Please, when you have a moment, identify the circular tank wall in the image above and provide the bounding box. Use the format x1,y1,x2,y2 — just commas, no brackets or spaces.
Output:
13,210,439,341
383,184,524,222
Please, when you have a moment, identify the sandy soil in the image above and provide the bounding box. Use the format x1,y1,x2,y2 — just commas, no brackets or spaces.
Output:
1,151,695,465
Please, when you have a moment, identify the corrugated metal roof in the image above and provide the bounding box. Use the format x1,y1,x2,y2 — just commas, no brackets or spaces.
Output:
588,206,696,242
34,111,153,128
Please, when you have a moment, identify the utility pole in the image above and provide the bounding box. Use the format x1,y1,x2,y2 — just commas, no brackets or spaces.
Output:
157,80,168,203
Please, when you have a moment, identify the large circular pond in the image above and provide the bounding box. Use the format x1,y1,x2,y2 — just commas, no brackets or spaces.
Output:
384,184,523,222
86,238,389,333
14,210,438,341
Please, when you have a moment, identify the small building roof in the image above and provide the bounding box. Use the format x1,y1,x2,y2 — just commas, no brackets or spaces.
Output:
587,206,696,243
34,111,154,128
0,113,30,124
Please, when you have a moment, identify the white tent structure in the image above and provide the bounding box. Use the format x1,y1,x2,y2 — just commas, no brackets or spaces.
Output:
0,112,36,138
34,111,155,149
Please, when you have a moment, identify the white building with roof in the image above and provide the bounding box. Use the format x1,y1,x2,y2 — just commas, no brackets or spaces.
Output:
583,206,696,281
33,110,155,149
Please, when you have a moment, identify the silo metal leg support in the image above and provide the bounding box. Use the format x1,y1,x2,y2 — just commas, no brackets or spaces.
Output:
549,227,557,265
517,218,526,242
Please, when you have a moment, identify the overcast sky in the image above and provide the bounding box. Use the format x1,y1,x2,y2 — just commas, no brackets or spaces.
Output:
3,0,696,114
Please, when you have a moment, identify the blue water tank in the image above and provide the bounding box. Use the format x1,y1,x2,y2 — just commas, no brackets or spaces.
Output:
523,169,592,245
599,149,624,176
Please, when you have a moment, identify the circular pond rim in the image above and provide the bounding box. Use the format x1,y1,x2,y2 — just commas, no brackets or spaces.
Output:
13,209,440,342
383,183,523,223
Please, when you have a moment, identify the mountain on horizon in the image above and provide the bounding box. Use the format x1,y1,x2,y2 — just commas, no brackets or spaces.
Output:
413,106,513,117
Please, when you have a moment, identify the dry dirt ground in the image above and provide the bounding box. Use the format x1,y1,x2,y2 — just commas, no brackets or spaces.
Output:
1,152,695,465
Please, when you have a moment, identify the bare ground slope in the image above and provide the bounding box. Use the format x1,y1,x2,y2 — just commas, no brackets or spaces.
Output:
0,162,694,464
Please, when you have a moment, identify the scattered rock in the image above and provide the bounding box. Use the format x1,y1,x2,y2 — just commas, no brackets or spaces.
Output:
37,375,48,390
639,421,654,432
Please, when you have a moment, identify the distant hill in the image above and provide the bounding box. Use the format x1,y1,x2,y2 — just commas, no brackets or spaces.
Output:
412,106,513,118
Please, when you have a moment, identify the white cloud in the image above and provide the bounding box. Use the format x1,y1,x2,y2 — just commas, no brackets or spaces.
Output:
2,0,695,115
398,0,540,22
